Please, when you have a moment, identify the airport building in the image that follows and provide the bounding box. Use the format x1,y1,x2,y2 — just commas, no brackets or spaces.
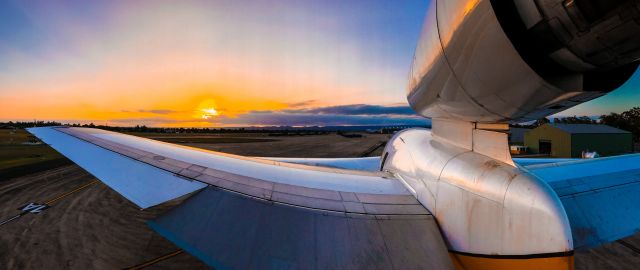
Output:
524,124,632,158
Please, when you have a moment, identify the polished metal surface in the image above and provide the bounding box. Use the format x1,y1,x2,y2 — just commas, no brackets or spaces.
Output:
408,0,639,123
404,0,640,256
150,186,454,270
431,119,513,165
382,128,573,255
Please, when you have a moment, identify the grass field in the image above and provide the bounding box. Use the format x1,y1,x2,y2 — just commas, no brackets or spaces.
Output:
0,129,70,179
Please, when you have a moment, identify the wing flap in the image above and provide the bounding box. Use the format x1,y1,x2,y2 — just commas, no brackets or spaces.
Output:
149,186,454,270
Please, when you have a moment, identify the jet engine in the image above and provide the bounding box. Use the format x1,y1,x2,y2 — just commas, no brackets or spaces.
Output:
408,0,640,123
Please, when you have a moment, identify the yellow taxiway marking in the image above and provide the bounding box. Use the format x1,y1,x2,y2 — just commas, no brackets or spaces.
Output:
125,250,185,270
44,179,99,205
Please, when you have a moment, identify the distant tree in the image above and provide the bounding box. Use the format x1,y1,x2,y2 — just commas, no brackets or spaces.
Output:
0,120,61,128
533,117,550,127
553,116,597,124
601,107,640,142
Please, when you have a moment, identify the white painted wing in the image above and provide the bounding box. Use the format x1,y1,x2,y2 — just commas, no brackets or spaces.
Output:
27,127,454,269
525,154,640,249
259,156,381,171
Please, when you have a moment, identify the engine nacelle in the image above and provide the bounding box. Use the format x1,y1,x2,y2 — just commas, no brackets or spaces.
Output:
408,0,640,123
381,128,574,268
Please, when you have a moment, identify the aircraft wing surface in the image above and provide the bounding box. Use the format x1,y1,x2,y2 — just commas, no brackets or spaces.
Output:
27,127,454,269
258,156,381,171
513,157,579,167
526,154,640,249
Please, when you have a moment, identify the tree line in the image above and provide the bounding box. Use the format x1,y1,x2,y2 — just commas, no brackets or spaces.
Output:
601,107,640,142
0,121,331,135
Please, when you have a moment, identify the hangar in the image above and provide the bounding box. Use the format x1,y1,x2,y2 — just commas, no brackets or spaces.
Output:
524,124,632,158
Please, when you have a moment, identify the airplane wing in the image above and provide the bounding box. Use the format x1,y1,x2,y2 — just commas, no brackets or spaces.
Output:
525,154,640,249
27,127,208,209
27,126,454,269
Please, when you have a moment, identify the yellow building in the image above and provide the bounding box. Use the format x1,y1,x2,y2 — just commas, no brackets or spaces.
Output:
524,124,632,158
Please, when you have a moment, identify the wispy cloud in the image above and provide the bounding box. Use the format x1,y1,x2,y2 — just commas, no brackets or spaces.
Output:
287,100,317,108
284,104,415,115
137,109,176,115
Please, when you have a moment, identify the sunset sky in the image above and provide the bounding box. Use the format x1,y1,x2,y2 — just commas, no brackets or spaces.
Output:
0,0,638,127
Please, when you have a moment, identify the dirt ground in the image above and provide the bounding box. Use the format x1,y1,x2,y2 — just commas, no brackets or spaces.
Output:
0,165,209,269
140,132,390,157
1,132,639,269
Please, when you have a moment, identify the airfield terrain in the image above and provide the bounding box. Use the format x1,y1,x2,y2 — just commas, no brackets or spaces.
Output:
1,129,639,269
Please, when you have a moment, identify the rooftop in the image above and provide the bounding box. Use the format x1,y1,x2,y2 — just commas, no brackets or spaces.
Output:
549,124,630,134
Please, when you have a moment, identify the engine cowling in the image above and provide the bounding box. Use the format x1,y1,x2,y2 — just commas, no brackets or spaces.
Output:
408,0,640,123
381,128,574,268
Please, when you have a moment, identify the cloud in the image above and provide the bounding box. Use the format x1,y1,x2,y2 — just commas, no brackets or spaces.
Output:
213,104,426,126
108,117,185,124
286,100,317,108
137,109,176,115
284,104,415,115
215,112,428,126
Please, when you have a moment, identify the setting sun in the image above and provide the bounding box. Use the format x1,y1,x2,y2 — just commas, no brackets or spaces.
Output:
201,108,218,119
